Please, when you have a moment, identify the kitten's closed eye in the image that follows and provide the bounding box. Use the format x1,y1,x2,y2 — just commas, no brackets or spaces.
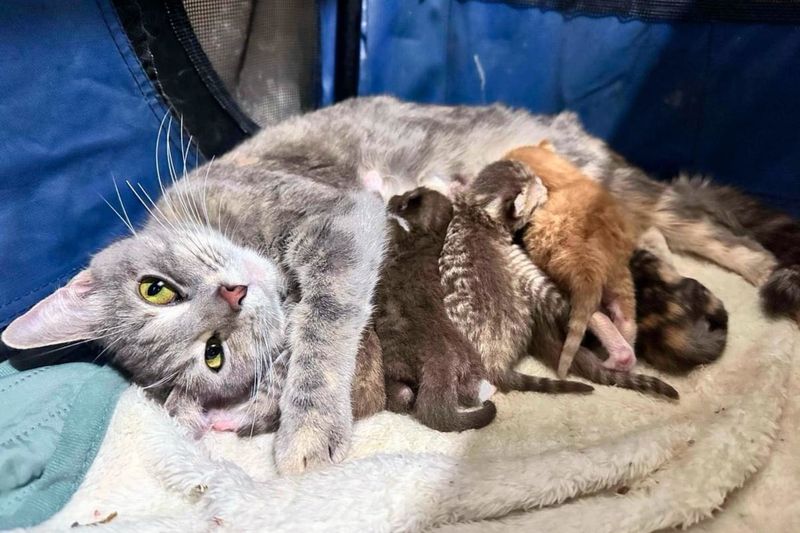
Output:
138,276,183,305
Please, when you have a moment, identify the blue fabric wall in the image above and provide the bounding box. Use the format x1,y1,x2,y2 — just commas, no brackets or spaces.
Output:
0,1,195,328
358,0,800,217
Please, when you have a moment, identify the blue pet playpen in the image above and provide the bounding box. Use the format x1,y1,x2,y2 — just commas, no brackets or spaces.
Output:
1,0,799,527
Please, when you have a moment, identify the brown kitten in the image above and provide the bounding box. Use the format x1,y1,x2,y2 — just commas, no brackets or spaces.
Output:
351,324,386,419
439,194,593,394
503,143,638,378
375,187,496,432
631,228,728,373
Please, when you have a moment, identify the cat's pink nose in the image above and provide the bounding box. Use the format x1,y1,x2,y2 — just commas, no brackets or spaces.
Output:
219,285,248,311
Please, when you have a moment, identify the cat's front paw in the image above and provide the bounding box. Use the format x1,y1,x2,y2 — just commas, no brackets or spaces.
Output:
274,404,352,475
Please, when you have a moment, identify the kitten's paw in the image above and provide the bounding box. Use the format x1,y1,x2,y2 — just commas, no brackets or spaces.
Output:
602,349,636,372
274,409,352,475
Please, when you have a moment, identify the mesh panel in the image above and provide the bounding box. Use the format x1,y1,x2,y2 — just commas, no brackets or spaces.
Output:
183,0,319,127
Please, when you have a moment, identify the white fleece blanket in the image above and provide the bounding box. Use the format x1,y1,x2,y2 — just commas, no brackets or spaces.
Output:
31,251,800,532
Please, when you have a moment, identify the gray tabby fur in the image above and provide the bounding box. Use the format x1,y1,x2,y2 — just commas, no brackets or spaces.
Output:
2,95,786,473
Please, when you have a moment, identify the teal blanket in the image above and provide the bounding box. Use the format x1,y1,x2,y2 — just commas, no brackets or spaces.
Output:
0,361,127,529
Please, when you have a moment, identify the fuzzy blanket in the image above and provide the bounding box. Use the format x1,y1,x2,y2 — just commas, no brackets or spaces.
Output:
28,251,800,532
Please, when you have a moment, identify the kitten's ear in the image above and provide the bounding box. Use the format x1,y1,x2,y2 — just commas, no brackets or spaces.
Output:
1,269,103,350
513,192,530,220
538,139,555,152
513,177,548,221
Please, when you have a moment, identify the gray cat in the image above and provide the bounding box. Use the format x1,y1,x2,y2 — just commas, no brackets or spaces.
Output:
2,96,792,474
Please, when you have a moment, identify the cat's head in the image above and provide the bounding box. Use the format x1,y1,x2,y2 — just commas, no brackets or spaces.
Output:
2,222,288,405
387,187,453,234
469,159,545,232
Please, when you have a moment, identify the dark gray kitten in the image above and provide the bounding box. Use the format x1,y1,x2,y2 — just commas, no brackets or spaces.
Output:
376,187,496,432
3,96,790,474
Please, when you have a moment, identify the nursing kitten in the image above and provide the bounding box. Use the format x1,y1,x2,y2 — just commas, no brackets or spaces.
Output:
457,163,677,399
440,194,592,395
499,144,637,378
351,324,386,419
375,187,496,432
631,228,728,373
3,96,789,474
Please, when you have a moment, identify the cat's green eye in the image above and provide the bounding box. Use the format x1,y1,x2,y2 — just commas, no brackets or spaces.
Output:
138,277,179,305
205,336,224,372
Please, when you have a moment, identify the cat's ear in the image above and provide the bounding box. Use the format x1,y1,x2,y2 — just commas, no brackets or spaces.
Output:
1,269,104,350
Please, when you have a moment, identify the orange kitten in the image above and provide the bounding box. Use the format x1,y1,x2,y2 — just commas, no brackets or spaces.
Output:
505,141,637,378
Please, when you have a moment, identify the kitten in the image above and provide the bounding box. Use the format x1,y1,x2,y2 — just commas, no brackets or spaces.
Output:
456,164,677,399
439,194,593,394
498,144,638,378
350,324,386,419
375,187,497,432
631,228,728,373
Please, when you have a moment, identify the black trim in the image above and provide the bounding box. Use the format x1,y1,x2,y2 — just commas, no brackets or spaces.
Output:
164,0,260,135
334,0,362,102
112,0,257,158
501,0,800,24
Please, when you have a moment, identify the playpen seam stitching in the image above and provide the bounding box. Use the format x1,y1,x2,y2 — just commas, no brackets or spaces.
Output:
95,0,153,112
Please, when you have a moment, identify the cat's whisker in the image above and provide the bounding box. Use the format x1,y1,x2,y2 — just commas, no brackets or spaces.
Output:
114,177,137,235
165,119,201,228
200,155,215,227
126,180,171,234
166,116,179,186
143,368,181,390
100,192,136,236
179,115,186,177
137,183,182,237
154,113,184,230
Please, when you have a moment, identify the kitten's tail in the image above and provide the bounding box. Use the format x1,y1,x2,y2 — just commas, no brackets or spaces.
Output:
413,358,497,432
494,370,593,394
572,348,679,400
414,394,497,433
557,286,603,378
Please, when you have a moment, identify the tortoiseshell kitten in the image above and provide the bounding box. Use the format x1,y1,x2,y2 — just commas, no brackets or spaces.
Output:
631,228,728,373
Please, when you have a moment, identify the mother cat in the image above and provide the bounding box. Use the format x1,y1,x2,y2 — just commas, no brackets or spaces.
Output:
2,96,796,474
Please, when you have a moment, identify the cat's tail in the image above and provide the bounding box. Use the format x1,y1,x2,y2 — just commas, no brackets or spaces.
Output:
557,283,603,378
647,175,800,320
572,348,679,399
493,370,593,394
